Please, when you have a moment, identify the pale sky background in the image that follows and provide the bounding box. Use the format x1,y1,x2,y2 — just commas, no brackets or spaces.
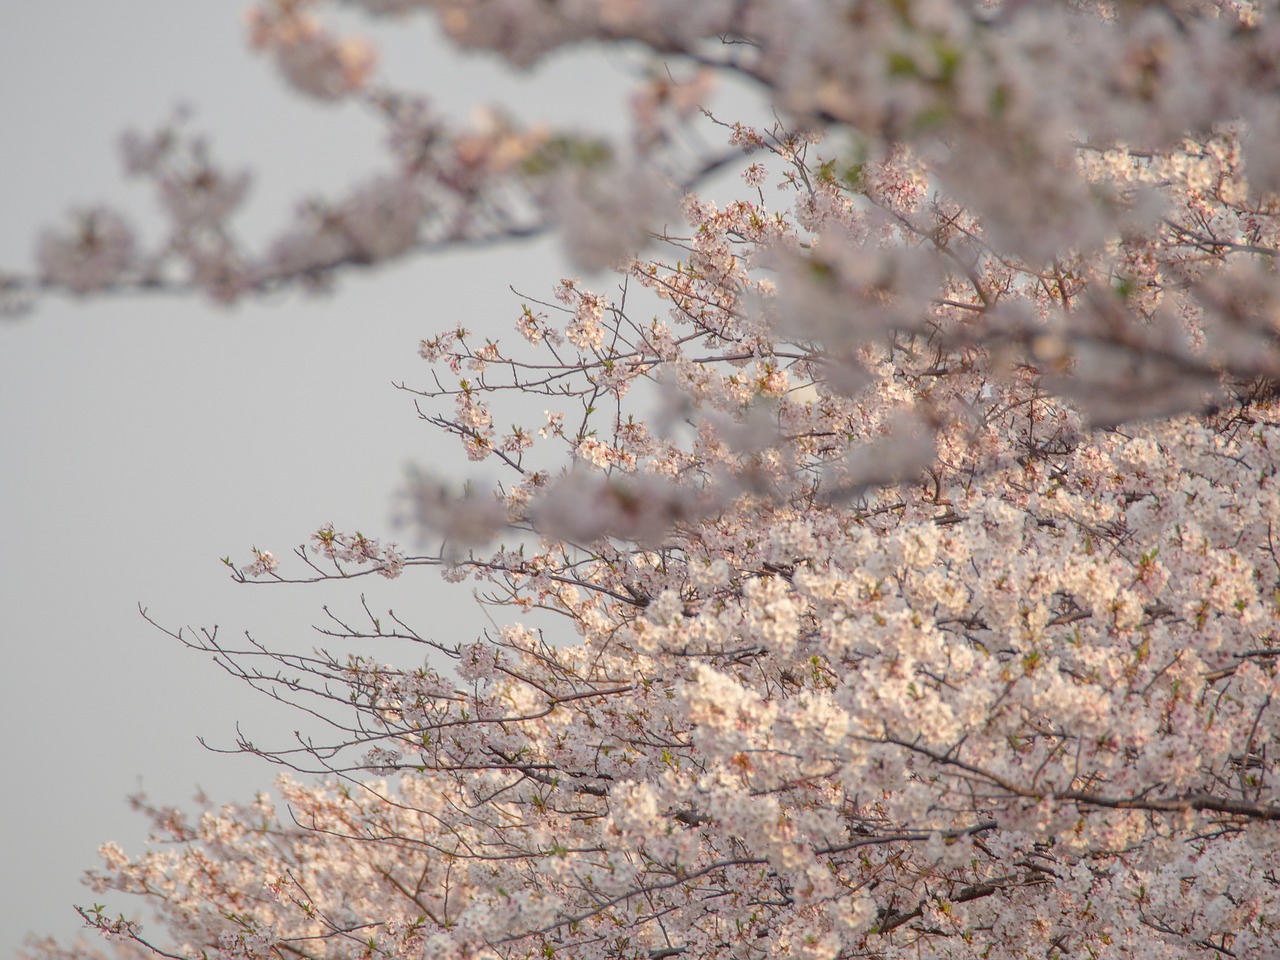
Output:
0,4,769,954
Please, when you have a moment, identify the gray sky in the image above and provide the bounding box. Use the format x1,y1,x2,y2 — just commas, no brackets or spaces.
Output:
0,4,644,953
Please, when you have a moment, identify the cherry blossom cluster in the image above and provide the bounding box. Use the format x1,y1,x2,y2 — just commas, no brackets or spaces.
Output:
234,523,406,581
13,0,1280,427
17,1,1280,958
5,0,730,312
37,120,1280,960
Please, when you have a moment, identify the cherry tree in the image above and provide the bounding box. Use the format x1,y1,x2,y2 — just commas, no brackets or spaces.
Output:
14,0,1280,958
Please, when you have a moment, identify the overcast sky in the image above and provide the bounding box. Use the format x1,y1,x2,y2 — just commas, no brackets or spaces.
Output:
0,4,661,953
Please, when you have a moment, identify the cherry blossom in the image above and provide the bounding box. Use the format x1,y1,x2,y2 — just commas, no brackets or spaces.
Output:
41,134,1280,955
16,1,1280,959
36,208,135,295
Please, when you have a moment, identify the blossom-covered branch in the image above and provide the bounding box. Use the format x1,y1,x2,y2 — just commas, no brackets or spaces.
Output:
17,1,1280,958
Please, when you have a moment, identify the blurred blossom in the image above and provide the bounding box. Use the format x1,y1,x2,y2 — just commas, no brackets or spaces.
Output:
268,205,349,279
352,0,422,13
178,235,256,304
823,411,937,497
341,175,425,262
246,5,376,101
401,473,509,551
551,162,680,271
763,230,942,350
159,166,251,233
529,469,718,544
120,127,174,175
36,208,134,294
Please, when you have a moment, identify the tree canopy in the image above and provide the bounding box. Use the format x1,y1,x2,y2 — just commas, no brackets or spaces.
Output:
14,1,1280,958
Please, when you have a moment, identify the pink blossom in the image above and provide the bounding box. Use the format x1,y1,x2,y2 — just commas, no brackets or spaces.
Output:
36,208,134,294
20,4,1280,959
240,547,278,578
